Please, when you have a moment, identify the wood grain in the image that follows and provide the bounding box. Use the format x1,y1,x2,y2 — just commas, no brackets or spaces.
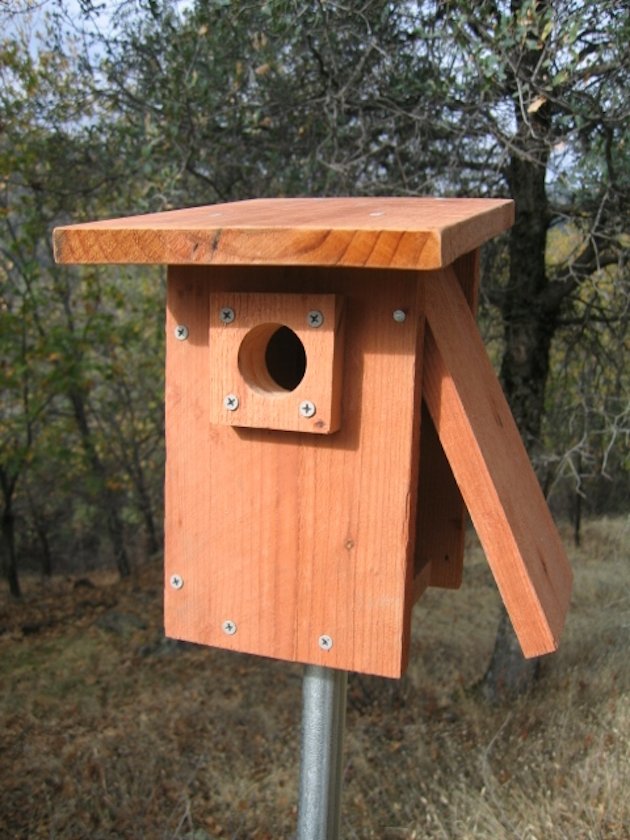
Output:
415,250,480,592
423,267,572,656
53,197,514,271
164,265,426,678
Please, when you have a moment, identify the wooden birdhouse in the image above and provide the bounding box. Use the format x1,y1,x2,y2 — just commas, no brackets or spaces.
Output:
53,197,572,678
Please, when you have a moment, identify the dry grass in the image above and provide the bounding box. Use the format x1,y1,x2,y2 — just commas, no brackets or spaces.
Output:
0,517,628,839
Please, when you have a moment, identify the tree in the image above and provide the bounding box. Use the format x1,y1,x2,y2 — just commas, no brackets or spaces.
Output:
0,269,53,598
419,0,628,699
0,20,165,591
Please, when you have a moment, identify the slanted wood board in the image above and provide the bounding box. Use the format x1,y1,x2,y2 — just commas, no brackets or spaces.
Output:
423,267,573,656
164,265,425,677
52,196,514,271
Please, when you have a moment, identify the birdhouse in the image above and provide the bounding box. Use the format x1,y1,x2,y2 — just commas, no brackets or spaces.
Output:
53,197,572,678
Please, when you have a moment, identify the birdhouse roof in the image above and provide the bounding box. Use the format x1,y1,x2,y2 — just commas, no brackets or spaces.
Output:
53,197,513,270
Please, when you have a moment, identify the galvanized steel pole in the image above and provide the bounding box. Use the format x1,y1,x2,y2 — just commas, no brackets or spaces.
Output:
296,665,348,840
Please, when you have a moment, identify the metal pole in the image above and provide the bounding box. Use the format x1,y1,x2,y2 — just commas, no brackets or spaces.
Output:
296,665,348,840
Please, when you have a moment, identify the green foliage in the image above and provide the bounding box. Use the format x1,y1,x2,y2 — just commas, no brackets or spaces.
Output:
0,24,164,584
0,0,627,593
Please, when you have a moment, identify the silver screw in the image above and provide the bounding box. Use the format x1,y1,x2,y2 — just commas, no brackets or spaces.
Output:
224,394,239,411
174,324,189,340
318,635,333,651
307,310,324,328
219,307,235,324
299,400,317,418
222,620,237,635
393,309,407,323
169,574,184,590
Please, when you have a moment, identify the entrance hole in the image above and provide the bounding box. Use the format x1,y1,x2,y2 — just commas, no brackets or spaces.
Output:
239,324,307,394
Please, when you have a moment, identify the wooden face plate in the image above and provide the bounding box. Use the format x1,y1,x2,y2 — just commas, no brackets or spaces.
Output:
164,265,425,678
207,291,344,434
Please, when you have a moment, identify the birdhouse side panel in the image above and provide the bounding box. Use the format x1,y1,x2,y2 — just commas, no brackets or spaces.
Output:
415,249,481,592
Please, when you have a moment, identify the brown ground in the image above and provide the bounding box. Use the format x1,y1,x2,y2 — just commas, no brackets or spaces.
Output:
1,518,628,839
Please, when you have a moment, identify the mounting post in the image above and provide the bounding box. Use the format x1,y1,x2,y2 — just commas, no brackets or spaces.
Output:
296,665,348,840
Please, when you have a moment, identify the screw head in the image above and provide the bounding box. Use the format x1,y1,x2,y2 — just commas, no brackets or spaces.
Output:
392,309,407,323
219,307,235,324
224,394,239,411
307,310,324,328
299,400,317,418
318,635,333,651
222,620,237,635
174,324,189,340
169,574,184,590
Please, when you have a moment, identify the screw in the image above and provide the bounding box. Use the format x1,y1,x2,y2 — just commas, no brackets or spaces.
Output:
219,307,235,324
169,574,184,590
318,635,333,651
393,309,407,323
299,400,317,418
307,310,324,328
222,620,237,635
174,324,189,340
224,394,239,411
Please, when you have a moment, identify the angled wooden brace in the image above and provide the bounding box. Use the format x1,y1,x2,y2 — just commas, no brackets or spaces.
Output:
422,266,573,657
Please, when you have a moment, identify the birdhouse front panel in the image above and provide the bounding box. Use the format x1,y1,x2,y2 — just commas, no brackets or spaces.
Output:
164,264,426,678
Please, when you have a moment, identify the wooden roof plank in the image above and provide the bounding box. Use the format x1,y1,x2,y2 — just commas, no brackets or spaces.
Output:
53,197,514,271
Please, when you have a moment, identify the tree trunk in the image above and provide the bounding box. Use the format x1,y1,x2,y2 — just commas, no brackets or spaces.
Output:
480,609,540,703
128,441,161,557
26,488,54,576
499,156,555,454
0,493,22,598
573,453,583,548
69,389,131,578
481,78,558,700
39,531,53,577
482,143,573,698
139,487,160,557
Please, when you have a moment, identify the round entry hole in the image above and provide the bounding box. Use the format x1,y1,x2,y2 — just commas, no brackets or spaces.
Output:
239,324,307,394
